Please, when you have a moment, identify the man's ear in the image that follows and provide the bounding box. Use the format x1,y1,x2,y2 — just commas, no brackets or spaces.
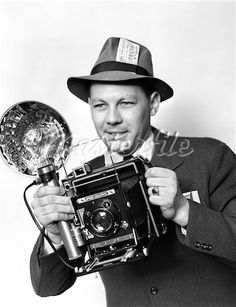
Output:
150,92,161,116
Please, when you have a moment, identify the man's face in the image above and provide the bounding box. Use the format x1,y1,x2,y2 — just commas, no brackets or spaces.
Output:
89,83,154,155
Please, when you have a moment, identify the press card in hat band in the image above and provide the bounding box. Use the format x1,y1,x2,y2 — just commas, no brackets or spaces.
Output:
116,38,140,65
67,37,174,102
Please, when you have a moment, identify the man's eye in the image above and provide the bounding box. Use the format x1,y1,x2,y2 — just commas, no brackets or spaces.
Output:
120,101,135,107
93,103,106,109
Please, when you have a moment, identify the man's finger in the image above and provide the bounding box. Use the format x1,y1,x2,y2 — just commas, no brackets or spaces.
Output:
33,186,65,199
31,195,71,209
145,167,173,178
146,177,173,188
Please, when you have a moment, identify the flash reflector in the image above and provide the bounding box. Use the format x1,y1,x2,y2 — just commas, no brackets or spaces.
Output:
0,101,71,176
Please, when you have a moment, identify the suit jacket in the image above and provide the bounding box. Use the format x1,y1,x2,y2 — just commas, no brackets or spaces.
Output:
30,130,236,306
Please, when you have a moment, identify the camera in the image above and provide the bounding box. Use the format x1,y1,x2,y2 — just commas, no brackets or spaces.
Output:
61,156,166,276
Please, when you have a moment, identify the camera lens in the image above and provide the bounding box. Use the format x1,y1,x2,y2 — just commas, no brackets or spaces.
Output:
83,198,121,238
91,209,113,234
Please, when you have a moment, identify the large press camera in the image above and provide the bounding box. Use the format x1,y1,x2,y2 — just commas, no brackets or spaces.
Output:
61,156,166,275
0,101,166,276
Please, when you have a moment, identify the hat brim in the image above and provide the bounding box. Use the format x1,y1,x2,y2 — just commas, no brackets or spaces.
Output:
67,71,173,102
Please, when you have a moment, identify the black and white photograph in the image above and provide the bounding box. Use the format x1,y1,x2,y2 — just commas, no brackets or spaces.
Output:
0,1,235,307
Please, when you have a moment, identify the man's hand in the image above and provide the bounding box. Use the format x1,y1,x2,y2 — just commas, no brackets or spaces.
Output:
145,167,189,227
31,186,74,243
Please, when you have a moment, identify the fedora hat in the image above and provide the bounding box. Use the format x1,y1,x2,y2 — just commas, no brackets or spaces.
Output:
67,37,173,102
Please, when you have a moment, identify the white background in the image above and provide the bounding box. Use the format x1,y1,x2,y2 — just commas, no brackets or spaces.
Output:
0,1,235,307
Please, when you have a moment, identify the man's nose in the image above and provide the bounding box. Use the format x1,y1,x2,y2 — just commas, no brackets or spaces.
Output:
106,107,122,125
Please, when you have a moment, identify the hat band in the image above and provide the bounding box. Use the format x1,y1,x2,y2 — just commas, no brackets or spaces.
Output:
91,61,151,77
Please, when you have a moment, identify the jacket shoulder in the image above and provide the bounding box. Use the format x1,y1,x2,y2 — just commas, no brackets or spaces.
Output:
152,127,235,165
181,136,233,156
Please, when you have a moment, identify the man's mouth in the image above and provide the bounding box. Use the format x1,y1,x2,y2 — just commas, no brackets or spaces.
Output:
105,131,127,140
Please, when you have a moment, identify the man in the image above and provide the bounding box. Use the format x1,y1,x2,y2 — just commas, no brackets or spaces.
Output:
30,37,236,306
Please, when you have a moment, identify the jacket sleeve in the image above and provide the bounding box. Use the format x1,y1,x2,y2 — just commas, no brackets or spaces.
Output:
177,140,236,263
30,234,77,297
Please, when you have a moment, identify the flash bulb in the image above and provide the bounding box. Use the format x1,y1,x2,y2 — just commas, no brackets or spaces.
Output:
0,101,72,176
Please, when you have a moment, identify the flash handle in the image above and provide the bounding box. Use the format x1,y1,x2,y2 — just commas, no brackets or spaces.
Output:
37,164,82,260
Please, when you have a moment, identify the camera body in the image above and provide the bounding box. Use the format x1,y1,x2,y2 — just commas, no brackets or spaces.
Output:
62,157,166,276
